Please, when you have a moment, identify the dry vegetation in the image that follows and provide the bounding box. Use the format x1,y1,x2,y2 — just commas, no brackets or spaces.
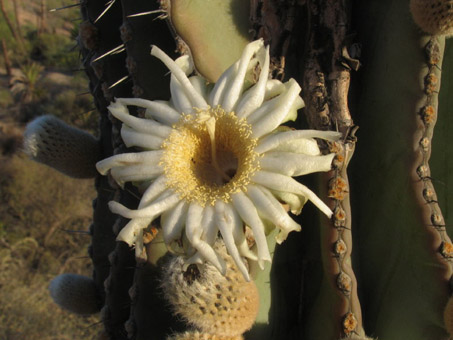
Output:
0,155,101,340
0,130,102,338
0,0,104,338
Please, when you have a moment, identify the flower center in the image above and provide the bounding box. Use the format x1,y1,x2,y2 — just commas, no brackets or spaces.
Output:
161,106,259,206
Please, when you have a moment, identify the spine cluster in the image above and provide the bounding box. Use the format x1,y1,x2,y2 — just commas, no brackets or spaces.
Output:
410,0,453,36
23,115,100,178
161,242,259,338
49,273,102,314
167,331,243,340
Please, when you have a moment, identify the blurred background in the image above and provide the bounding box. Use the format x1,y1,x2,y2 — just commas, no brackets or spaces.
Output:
0,0,101,338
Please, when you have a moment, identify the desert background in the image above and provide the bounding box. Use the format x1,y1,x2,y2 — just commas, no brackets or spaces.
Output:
0,0,102,338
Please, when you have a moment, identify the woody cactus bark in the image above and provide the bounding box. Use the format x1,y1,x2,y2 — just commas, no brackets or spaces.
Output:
23,0,453,339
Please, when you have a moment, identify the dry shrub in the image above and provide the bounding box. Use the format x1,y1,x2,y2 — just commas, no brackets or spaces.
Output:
0,154,101,339
0,121,23,156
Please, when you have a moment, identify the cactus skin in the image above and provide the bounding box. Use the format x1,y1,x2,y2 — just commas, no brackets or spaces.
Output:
349,1,452,339
168,0,252,82
444,297,453,337
22,0,453,339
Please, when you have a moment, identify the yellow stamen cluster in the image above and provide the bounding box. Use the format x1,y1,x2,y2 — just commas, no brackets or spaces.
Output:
160,106,259,206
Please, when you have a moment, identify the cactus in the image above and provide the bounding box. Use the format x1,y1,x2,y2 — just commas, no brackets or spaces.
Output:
161,241,259,337
21,0,453,339
49,273,102,314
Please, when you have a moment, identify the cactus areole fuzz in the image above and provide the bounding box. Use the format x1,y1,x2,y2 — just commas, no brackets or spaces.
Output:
96,40,340,280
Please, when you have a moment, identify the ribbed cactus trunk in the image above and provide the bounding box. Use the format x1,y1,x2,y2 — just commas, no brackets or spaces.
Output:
25,0,453,339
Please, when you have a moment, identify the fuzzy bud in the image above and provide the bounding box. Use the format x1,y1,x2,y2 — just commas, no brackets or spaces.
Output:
161,242,259,337
410,0,453,36
24,115,100,178
49,273,102,314
167,331,243,340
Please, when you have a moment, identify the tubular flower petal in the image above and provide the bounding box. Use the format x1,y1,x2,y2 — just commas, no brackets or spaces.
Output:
96,39,340,280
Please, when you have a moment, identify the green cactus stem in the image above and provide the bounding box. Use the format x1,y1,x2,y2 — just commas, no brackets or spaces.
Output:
80,0,137,337
295,1,363,338
350,0,453,339
167,0,252,82
119,0,176,100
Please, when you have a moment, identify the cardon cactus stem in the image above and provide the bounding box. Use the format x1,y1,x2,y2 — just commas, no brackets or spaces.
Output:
118,0,175,100
351,0,453,338
300,1,363,338
413,36,453,280
80,0,136,337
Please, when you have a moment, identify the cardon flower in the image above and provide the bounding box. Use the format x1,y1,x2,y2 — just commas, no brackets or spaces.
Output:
97,39,340,280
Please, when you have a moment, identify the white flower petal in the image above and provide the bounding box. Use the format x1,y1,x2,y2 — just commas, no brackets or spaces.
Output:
209,62,239,107
185,252,204,266
174,55,193,75
200,205,217,245
185,203,226,274
255,130,342,154
110,162,163,186
109,191,179,219
116,98,180,126
121,125,164,150
96,150,163,175
151,45,208,110
252,170,333,218
215,201,250,281
270,189,307,215
144,100,181,126
161,200,188,246
134,231,146,260
221,39,264,112
246,94,280,125
264,79,285,99
235,46,270,119
189,76,208,101
250,79,302,138
108,102,172,138
247,185,301,244
260,152,335,176
116,218,152,246
170,75,194,114
139,175,168,207
268,137,321,155
218,202,257,261
231,191,272,269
